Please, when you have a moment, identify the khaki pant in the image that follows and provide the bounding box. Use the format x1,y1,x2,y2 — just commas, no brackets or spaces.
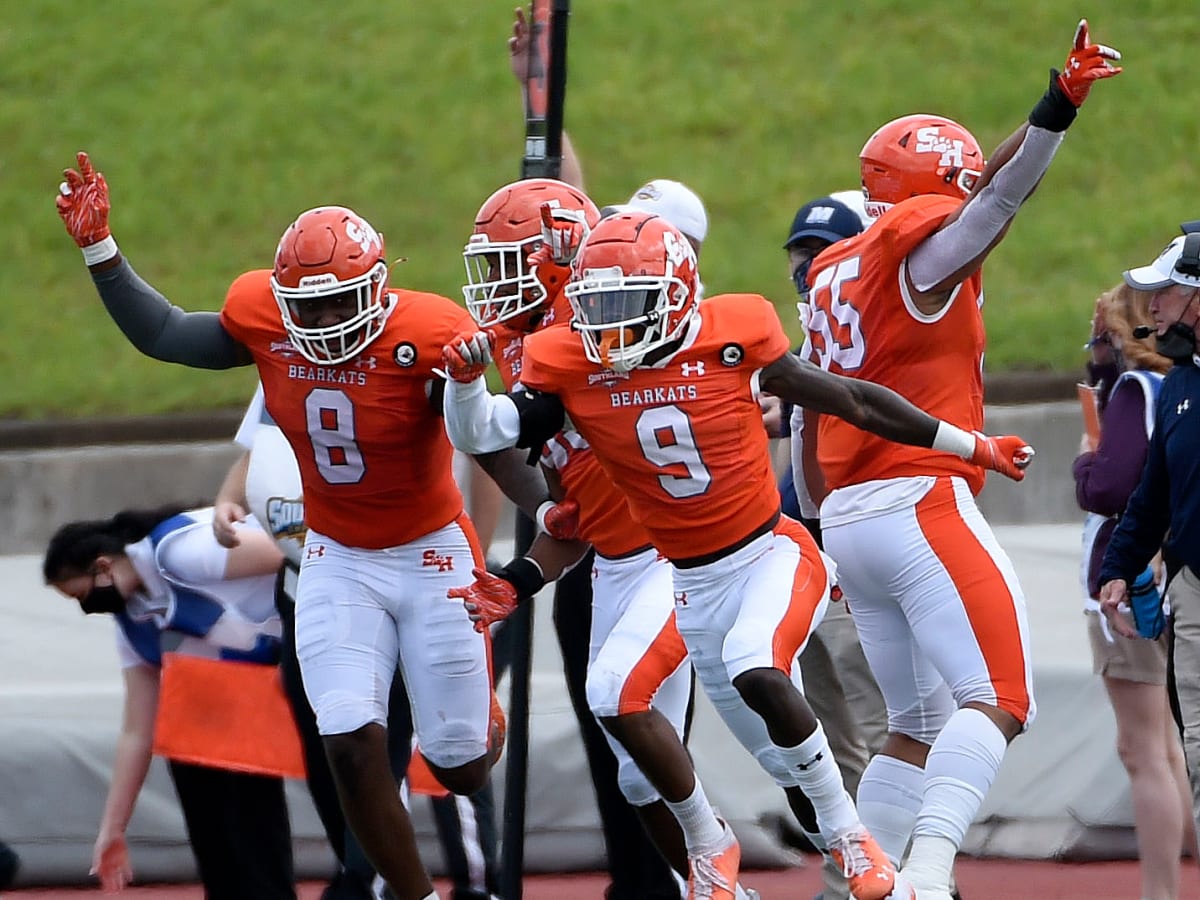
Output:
799,598,889,899
1170,565,1200,835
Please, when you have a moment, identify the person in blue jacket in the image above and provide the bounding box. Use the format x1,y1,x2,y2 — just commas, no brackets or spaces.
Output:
1100,229,1200,850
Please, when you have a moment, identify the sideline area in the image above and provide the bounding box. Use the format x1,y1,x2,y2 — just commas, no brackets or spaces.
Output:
0,522,1141,889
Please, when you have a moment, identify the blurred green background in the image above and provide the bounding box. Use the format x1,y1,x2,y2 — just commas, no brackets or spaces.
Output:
2,1,1196,418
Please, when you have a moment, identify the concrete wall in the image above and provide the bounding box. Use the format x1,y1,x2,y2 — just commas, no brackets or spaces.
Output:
0,442,243,555
0,401,1086,555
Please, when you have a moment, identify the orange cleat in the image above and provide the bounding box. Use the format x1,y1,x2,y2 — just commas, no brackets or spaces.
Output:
687,822,741,900
828,827,899,900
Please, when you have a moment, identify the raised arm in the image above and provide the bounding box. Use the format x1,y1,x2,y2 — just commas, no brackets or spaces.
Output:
908,19,1121,298
56,152,252,369
507,5,584,190
759,352,1034,481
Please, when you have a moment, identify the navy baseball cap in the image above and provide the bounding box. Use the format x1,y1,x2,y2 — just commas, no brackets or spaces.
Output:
783,197,865,249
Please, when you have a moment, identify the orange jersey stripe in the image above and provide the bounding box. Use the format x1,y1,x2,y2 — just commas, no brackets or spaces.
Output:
914,478,1031,722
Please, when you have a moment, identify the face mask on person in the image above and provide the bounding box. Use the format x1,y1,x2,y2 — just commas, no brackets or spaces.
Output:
1155,322,1198,362
80,579,126,616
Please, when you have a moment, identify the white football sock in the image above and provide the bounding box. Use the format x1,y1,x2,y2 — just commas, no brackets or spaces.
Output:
856,753,925,866
775,722,860,839
665,777,728,855
906,707,1006,889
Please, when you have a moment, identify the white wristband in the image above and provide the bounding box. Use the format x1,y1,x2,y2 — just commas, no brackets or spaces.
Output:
931,421,976,460
82,236,118,266
535,500,556,534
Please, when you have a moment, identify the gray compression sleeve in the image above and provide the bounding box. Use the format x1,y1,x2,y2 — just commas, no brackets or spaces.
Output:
91,258,251,369
907,126,1065,292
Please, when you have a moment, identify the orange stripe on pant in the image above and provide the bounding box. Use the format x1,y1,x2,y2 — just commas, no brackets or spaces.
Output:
915,477,1032,723
616,611,688,716
771,517,828,672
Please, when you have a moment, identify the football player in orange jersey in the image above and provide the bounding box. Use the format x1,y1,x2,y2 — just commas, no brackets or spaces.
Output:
456,186,762,900
803,19,1121,900
54,155,581,900
440,209,1034,900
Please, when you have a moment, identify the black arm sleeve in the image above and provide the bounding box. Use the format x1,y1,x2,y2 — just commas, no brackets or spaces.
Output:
510,389,567,450
91,259,252,369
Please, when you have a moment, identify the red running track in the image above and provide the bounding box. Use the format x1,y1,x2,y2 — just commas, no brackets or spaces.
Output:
8,855,1168,900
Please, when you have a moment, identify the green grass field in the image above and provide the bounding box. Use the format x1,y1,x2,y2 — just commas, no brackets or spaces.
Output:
2,1,1196,418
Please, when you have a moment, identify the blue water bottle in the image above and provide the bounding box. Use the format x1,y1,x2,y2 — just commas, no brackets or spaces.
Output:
1129,567,1165,640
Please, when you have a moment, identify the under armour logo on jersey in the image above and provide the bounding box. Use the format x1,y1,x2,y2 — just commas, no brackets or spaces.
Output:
1179,398,1191,415
673,591,688,605
353,355,377,370
305,544,326,560
680,361,706,377
422,550,455,572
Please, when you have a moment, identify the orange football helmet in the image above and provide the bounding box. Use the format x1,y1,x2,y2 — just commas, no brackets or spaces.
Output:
270,206,393,365
859,114,984,218
463,178,600,331
565,211,700,372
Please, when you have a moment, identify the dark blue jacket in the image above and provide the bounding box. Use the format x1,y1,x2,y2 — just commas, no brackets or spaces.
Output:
1100,359,1200,586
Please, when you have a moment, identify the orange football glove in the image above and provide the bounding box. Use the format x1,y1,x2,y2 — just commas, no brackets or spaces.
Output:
440,331,494,383
1056,19,1121,107
537,498,580,540
536,202,590,266
971,433,1035,482
449,567,523,633
57,151,112,249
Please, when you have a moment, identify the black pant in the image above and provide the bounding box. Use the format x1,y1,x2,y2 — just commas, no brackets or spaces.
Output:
167,760,294,900
552,553,684,900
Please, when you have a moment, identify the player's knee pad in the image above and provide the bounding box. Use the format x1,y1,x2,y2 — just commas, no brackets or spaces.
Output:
419,723,489,772
888,691,956,746
311,689,384,738
615,753,661,806
585,660,649,719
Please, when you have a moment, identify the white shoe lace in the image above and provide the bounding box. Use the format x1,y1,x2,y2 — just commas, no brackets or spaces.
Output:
829,828,876,879
690,852,733,900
